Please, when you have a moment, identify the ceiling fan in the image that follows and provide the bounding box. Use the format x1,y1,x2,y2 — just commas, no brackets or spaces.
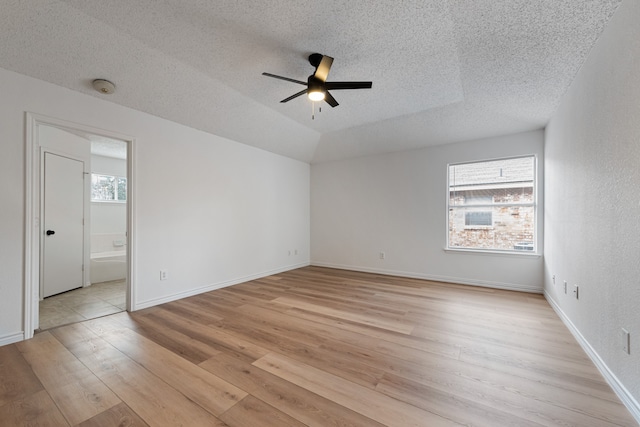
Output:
262,53,372,107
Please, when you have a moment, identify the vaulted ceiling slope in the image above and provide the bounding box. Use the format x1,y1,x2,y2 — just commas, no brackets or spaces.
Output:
0,0,622,163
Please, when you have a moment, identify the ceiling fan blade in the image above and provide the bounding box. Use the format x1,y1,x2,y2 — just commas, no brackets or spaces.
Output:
313,55,334,82
324,81,372,90
262,72,306,85
324,91,339,108
280,89,308,103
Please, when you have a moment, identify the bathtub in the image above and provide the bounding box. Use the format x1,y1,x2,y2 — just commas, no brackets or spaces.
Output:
90,251,126,284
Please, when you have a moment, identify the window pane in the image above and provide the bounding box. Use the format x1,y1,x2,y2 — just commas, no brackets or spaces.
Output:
91,174,126,202
449,205,534,250
91,174,116,201
464,193,493,205
448,157,535,252
117,177,127,201
449,157,534,190
465,211,492,226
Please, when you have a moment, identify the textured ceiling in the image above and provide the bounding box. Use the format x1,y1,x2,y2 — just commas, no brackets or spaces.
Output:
90,137,127,160
0,0,622,163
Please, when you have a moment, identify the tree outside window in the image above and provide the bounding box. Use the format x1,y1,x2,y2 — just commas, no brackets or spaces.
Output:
91,174,126,202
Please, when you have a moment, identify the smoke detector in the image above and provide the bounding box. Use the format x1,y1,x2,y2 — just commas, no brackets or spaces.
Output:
92,79,116,94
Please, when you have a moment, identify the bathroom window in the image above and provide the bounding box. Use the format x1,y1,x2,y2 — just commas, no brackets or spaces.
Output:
91,174,127,202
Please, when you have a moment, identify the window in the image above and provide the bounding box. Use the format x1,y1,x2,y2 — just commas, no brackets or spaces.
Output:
465,211,492,226
448,156,535,252
91,174,127,202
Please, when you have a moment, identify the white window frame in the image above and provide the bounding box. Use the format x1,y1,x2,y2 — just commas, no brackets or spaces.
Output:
446,155,538,254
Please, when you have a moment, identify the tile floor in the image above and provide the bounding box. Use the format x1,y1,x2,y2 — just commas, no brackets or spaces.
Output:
38,280,126,330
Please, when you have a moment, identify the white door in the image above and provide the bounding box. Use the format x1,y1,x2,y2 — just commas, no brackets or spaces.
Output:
43,152,85,298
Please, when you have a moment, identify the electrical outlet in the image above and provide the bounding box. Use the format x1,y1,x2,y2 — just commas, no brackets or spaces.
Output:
552,275,556,285
379,252,385,260
573,284,579,299
622,328,631,354
160,270,168,281
563,280,567,294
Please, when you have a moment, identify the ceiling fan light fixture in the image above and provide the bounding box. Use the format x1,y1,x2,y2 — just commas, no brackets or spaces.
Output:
308,90,325,101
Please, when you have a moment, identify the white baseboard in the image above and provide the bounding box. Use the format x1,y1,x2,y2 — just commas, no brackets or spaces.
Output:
133,262,309,311
545,291,640,424
0,332,25,346
311,262,543,294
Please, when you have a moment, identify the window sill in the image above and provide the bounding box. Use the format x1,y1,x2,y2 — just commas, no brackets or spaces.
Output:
444,248,541,258
91,200,126,204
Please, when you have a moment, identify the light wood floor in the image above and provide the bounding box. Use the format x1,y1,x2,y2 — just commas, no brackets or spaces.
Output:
1,267,637,426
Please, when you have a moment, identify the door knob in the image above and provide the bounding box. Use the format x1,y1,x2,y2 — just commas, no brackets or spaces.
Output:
46,230,55,236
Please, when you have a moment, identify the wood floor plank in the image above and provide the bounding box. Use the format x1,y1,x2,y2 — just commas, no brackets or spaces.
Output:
408,309,591,363
147,306,270,361
253,352,463,427
219,395,307,427
217,326,384,390
377,372,624,427
114,309,223,364
213,308,327,357
458,344,620,401
370,343,634,427
401,295,577,338
52,323,228,427
0,389,69,427
375,372,545,427
76,402,149,427
200,351,388,427
284,286,407,315
15,331,121,425
0,344,43,407
281,304,463,358
82,316,248,416
15,331,95,389
157,298,225,324
46,373,121,426
229,303,447,388
273,295,415,334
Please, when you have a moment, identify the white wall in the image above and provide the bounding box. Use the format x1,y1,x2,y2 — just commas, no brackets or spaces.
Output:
0,67,310,344
544,0,640,417
92,154,126,177
311,130,544,292
39,125,91,160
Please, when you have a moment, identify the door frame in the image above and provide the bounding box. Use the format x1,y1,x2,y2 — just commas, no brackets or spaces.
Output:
24,112,136,338
40,149,89,298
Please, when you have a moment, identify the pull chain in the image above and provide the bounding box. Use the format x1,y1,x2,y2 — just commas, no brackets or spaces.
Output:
311,102,322,120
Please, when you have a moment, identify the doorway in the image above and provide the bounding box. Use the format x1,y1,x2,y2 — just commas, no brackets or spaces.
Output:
40,133,128,329
25,114,135,337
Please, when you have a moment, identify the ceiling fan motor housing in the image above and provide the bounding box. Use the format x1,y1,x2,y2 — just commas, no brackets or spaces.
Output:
308,53,324,68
